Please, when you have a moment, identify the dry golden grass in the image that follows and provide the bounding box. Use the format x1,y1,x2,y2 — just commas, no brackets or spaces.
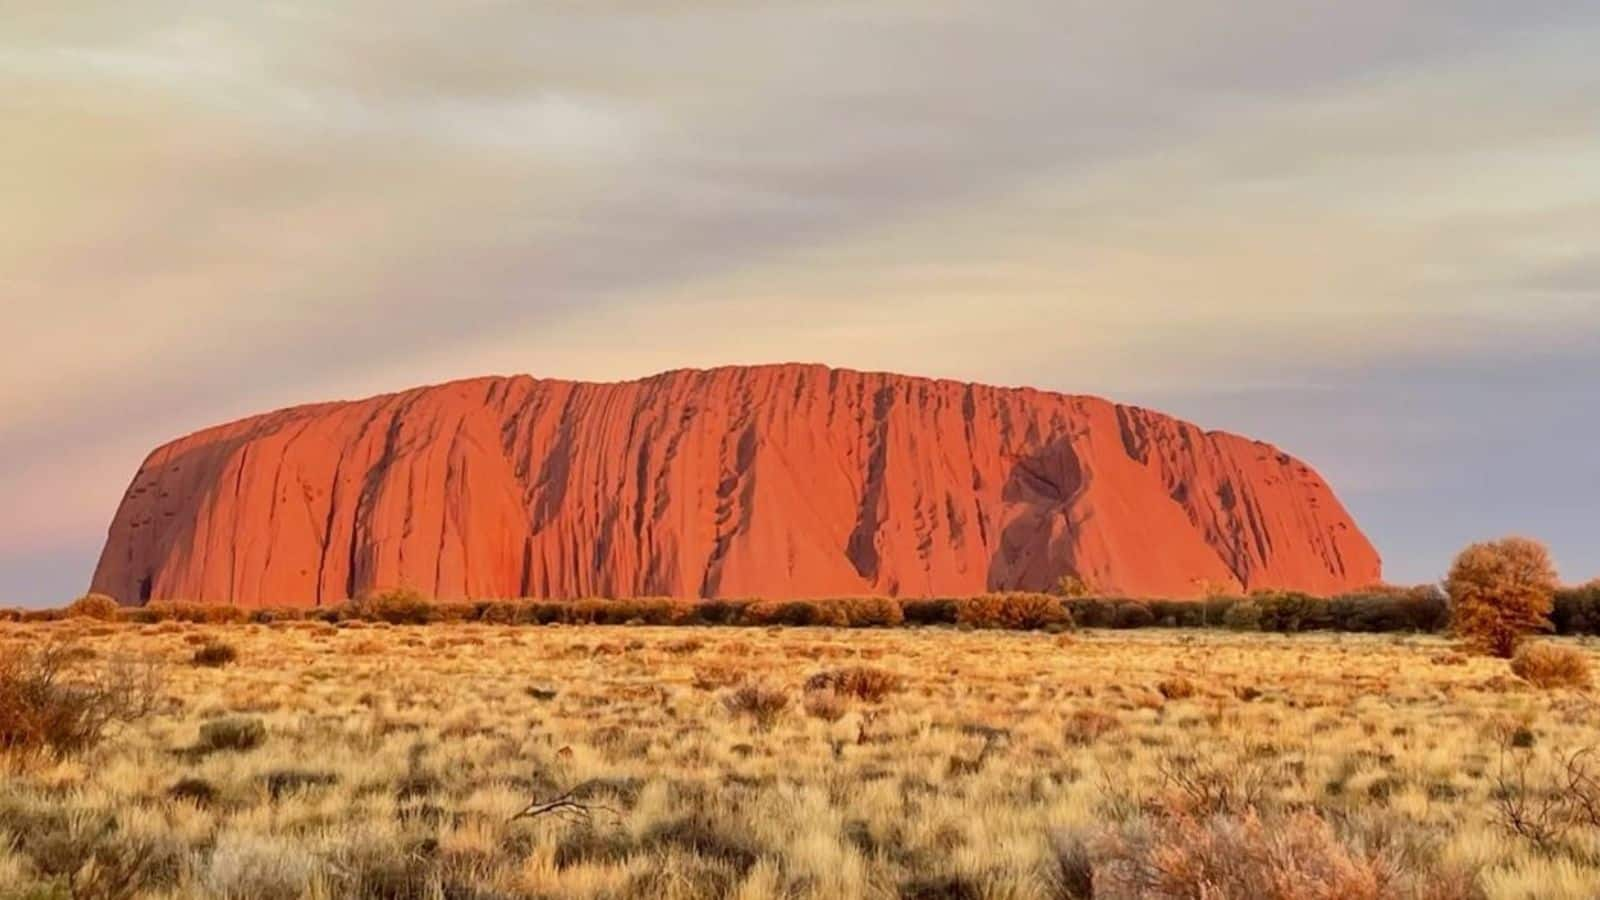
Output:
1,622,1599,898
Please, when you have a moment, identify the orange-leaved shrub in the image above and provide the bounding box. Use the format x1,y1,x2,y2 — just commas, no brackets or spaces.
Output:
1091,809,1415,900
344,587,437,625
804,666,902,702
739,599,841,627
66,593,121,620
722,683,789,729
1509,642,1591,689
740,597,903,628
956,593,1072,630
1447,537,1558,657
831,597,905,627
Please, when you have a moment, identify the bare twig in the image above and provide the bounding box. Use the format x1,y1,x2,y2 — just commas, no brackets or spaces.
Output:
509,782,619,824
1561,747,1600,829
1491,745,1570,852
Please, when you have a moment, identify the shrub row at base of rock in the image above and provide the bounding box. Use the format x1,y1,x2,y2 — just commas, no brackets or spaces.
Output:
8,583,1598,635
1067,586,1451,634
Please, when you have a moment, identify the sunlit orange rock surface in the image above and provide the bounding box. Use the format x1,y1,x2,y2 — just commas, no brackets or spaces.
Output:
92,365,1380,606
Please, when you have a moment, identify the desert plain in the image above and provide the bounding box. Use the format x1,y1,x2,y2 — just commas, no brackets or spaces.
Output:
3,620,1598,900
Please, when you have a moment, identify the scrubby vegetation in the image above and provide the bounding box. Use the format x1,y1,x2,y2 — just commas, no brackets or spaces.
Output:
196,716,267,754
190,640,239,668
14,583,1598,638
1551,580,1600,635
0,640,161,760
802,665,902,702
956,592,1075,630
65,592,121,620
20,533,1600,645
1448,537,1559,657
1510,642,1592,689
1,619,1599,897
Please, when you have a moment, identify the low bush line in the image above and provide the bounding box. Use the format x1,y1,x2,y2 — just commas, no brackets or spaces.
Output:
7,581,1598,635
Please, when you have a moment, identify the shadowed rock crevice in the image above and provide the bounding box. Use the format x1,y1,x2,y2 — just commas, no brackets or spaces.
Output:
986,436,1088,592
845,383,897,583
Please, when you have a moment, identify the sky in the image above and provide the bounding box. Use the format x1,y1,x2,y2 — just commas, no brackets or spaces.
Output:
2,1,1598,605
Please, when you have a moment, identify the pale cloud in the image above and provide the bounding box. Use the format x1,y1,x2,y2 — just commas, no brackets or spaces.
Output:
2,1,1598,601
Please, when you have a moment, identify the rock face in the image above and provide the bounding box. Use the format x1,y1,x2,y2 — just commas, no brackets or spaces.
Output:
92,364,1380,606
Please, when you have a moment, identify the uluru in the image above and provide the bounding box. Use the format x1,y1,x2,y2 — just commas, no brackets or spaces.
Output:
91,364,1380,607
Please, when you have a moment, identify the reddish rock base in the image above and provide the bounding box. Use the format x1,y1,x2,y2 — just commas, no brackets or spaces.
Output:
92,365,1380,606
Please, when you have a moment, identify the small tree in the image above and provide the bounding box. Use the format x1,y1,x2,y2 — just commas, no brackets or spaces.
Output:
1447,537,1558,657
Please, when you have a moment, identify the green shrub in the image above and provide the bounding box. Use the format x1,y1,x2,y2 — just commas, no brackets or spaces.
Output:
623,598,696,625
1554,581,1600,636
1111,601,1156,629
901,598,959,626
684,599,749,626
1250,591,1334,632
1222,600,1263,631
3,587,1507,636
1328,584,1448,632
1150,599,1210,628
1203,597,1239,627
1067,597,1116,628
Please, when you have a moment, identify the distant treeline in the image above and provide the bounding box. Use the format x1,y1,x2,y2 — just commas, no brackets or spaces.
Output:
7,582,1600,635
